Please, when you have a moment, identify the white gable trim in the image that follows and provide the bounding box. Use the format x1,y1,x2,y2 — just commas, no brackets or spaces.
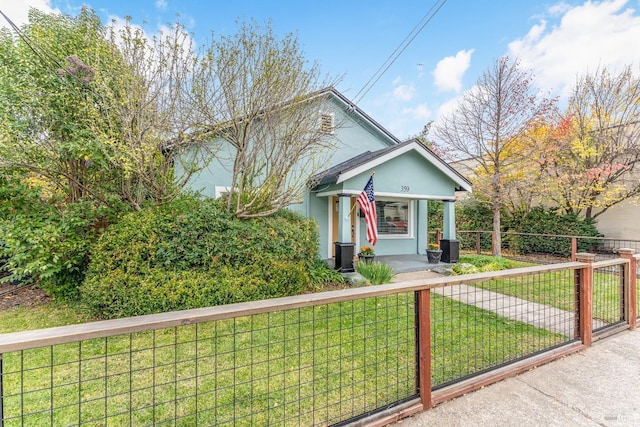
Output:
315,189,456,201
335,141,472,192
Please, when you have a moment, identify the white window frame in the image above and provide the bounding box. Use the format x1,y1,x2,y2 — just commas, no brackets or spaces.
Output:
373,198,413,239
214,186,231,198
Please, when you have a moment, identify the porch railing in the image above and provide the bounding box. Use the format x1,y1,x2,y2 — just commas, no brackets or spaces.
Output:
0,251,638,426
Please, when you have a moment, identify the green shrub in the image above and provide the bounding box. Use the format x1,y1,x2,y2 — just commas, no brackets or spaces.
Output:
355,261,395,285
0,173,121,299
456,201,602,257
507,207,602,256
456,200,494,251
81,196,323,318
307,258,347,289
82,261,310,319
452,255,531,275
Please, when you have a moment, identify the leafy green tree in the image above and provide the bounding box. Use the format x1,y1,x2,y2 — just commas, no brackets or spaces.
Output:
0,8,115,205
0,8,204,296
0,8,206,210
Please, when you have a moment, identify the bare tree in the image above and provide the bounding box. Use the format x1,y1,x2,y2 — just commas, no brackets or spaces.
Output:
195,20,339,218
541,65,640,220
434,57,554,256
101,19,209,209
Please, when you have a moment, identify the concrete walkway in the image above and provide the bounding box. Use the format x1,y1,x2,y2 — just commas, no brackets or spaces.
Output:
389,260,604,336
431,284,606,335
396,328,640,426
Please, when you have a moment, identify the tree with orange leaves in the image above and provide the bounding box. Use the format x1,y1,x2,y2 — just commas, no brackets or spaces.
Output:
539,66,640,220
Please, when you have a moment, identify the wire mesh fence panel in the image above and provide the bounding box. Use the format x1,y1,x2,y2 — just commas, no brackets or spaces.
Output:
1,258,635,425
457,231,493,255
0,293,417,427
592,264,625,331
454,231,640,264
430,269,579,389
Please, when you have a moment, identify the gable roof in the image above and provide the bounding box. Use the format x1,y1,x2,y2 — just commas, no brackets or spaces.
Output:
311,139,472,192
316,87,402,145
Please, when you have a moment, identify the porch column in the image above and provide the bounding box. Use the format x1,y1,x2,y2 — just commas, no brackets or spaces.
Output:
337,194,352,242
334,194,355,272
442,200,456,240
441,200,459,263
417,200,427,255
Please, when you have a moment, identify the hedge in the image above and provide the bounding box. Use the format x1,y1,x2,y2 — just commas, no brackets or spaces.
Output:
81,196,324,318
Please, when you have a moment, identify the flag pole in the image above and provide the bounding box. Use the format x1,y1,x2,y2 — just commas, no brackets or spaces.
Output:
347,172,375,218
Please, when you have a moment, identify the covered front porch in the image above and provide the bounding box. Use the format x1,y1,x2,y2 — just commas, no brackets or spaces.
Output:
308,139,472,271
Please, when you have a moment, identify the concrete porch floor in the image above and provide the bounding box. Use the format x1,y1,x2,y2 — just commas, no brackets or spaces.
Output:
328,254,451,274
375,254,451,273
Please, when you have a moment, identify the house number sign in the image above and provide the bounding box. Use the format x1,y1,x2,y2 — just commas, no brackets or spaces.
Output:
400,186,409,192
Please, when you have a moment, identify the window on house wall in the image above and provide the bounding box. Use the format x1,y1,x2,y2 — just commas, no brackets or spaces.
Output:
375,200,410,236
319,112,334,134
214,186,230,198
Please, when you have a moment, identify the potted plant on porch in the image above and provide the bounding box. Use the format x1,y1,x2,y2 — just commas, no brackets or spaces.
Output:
357,245,375,263
427,243,442,264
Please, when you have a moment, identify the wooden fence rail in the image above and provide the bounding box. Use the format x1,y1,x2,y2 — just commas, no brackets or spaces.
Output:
0,253,638,426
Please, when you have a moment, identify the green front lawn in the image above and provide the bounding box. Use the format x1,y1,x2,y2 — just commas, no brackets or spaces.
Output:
0,301,95,334
0,290,566,426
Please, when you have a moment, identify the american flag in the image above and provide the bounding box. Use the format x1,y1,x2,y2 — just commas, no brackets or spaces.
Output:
357,176,378,246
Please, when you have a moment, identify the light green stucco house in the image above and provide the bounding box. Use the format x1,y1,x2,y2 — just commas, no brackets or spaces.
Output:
186,88,471,266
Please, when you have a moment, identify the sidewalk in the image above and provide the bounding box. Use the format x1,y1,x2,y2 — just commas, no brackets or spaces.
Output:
396,328,640,426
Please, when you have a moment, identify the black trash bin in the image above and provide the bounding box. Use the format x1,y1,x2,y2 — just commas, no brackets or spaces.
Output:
334,242,355,272
440,239,459,263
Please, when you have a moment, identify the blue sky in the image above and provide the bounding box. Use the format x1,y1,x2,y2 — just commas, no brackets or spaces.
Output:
3,0,640,139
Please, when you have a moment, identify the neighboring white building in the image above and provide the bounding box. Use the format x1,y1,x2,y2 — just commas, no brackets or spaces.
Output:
593,199,640,241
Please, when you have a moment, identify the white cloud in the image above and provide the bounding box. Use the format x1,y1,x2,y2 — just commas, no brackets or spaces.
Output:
432,49,475,93
0,0,58,28
403,103,431,121
509,0,640,98
383,102,432,139
434,92,467,124
547,2,572,17
393,84,415,102
155,0,168,11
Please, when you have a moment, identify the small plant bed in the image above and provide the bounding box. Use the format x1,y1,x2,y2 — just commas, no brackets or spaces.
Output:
0,282,51,312
452,255,534,275
355,260,396,285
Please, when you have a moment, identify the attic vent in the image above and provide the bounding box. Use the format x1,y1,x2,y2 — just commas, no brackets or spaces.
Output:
320,112,334,134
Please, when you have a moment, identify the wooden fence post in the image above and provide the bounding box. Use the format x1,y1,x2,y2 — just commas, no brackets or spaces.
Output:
571,237,577,262
417,289,432,410
618,248,637,330
575,253,595,346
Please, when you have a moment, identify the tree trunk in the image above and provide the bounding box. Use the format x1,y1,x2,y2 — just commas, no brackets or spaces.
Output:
492,205,502,257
